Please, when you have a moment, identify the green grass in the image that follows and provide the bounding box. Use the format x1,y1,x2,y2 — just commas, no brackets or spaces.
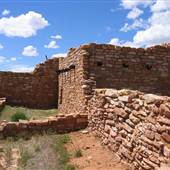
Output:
20,150,32,167
74,149,82,158
0,105,58,121
54,135,75,170
11,112,28,122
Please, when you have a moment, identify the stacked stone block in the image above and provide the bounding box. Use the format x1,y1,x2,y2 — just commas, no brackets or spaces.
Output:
0,113,88,138
85,44,170,95
0,58,59,108
58,43,170,115
88,89,170,170
58,47,95,114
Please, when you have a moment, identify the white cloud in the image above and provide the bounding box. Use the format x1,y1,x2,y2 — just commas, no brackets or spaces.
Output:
109,38,122,46
51,34,62,40
10,65,34,72
44,40,59,49
0,11,49,38
22,45,39,57
109,38,137,47
133,10,170,46
127,8,143,19
10,57,16,61
51,53,67,58
121,0,154,9
0,56,6,63
2,9,10,16
151,0,170,12
119,0,170,47
0,43,3,49
120,18,147,32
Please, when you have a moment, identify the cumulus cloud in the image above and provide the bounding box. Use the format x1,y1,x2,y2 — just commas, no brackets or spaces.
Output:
151,0,170,12
51,34,62,40
44,40,59,49
127,8,143,19
22,45,39,57
51,53,67,58
121,0,154,9
2,9,10,16
119,0,170,47
133,10,170,46
0,43,3,49
10,65,34,72
0,11,49,38
0,56,6,63
109,38,122,46
109,38,137,47
120,19,148,32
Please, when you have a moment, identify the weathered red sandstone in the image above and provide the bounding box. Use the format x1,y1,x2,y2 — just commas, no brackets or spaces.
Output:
0,58,59,108
0,114,88,139
88,89,170,170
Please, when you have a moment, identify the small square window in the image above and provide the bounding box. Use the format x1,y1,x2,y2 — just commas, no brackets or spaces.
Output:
97,61,103,67
122,63,129,68
145,63,152,70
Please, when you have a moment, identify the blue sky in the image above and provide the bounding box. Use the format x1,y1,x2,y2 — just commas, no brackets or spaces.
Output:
0,0,170,72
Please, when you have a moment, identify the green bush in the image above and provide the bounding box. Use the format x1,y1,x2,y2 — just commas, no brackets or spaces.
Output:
74,149,82,158
11,112,28,122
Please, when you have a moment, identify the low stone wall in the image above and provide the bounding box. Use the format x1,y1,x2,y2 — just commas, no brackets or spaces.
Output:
0,114,88,139
0,98,6,112
88,89,170,170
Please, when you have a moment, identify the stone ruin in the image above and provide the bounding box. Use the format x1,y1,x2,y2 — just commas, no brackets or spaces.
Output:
0,43,170,169
88,89,170,170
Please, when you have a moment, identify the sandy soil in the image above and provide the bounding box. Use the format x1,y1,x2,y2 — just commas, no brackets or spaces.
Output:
67,131,128,170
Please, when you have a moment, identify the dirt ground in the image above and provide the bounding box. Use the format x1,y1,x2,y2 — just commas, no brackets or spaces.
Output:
67,131,128,170
0,130,129,170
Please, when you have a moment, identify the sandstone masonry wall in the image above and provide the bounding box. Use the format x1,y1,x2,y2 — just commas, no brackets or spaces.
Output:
0,58,59,108
83,44,170,95
58,47,95,114
58,43,170,115
88,89,170,170
0,113,88,138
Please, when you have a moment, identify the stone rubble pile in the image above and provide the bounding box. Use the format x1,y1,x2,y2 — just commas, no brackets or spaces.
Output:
0,114,88,139
88,89,170,170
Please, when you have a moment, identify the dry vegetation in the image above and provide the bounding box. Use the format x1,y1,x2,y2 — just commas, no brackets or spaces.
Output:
0,133,75,170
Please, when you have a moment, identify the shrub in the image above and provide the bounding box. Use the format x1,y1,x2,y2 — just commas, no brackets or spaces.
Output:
11,112,28,122
74,149,82,158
